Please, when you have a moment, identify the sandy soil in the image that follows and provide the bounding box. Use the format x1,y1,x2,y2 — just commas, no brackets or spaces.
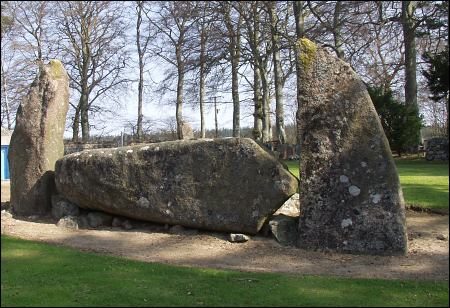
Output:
1,208,448,281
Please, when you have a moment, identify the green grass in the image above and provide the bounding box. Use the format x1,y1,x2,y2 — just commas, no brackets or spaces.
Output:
283,157,449,213
1,236,448,307
394,156,449,213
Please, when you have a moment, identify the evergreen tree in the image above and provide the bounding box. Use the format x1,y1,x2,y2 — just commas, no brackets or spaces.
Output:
422,46,449,136
368,86,423,156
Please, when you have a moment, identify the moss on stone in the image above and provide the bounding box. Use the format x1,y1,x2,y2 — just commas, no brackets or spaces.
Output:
297,38,317,70
48,59,65,79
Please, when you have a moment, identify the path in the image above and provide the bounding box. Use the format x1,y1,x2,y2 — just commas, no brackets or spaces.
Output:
1,209,448,281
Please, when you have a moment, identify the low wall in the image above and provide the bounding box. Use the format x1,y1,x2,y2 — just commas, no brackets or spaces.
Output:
425,138,449,161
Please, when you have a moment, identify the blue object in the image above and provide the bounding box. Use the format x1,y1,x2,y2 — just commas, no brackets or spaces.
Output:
1,145,10,180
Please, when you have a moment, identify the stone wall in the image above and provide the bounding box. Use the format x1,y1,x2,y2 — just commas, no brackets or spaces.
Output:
425,138,449,161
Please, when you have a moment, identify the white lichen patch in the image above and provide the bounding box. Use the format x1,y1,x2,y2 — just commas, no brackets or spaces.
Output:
126,149,133,154
252,209,259,218
137,197,150,208
108,153,113,157
341,218,352,228
140,146,150,151
348,185,361,196
339,175,349,183
155,147,160,151
370,193,382,204
361,161,367,167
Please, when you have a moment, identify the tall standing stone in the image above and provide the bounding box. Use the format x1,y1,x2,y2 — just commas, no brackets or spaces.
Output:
296,39,407,255
9,60,70,216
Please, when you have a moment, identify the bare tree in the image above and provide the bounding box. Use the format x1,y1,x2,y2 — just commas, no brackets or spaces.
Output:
1,1,55,129
56,1,130,142
135,1,153,142
220,1,242,138
147,1,199,140
267,1,287,144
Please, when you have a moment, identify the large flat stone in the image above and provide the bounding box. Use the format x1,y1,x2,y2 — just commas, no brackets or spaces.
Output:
55,138,298,234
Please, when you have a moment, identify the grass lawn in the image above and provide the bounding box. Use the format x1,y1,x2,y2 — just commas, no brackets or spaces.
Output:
283,157,449,213
1,236,448,307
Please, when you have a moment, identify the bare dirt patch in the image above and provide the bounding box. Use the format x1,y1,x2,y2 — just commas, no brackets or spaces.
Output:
1,208,448,281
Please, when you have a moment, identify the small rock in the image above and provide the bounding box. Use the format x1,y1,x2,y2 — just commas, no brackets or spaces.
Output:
56,216,79,230
77,215,90,228
273,193,300,217
269,215,298,246
87,211,113,228
1,210,12,219
112,217,124,228
229,233,250,243
169,225,185,233
436,234,448,241
51,195,79,220
122,219,133,230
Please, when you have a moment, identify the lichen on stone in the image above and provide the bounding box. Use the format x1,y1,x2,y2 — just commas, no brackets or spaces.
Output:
48,59,65,79
296,38,317,70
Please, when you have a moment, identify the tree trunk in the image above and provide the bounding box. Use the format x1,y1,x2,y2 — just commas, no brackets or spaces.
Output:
401,1,420,145
231,17,242,138
80,91,89,143
333,1,344,59
80,17,91,143
294,1,305,146
72,106,80,142
199,24,206,139
1,62,12,130
269,1,286,144
253,64,263,142
251,4,263,142
260,62,270,143
176,48,184,140
136,1,144,142
137,54,144,141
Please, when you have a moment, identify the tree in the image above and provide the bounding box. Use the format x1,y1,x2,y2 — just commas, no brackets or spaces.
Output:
422,46,449,137
135,1,153,142
2,1,56,130
148,1,199,140
220,1,242,138
267,1,287,144
237,1,263,142
368,85,422,156
56,1,130,142
1,3,14,129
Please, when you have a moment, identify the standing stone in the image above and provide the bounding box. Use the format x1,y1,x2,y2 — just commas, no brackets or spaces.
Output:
8,60,69,216
296,39,407,255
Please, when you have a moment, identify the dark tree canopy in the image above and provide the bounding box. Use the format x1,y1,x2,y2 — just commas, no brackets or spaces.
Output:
368,85,423,156
422,47,449,103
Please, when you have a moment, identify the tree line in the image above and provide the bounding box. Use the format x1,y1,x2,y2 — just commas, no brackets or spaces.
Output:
1,1,448,151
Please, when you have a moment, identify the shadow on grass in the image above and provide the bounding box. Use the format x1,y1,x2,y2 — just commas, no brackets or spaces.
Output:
2,235,449,307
